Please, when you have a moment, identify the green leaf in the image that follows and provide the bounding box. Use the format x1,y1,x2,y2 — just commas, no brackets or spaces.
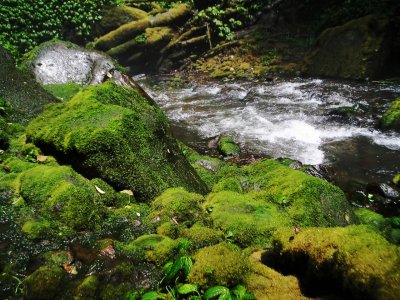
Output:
142,291,167,300
204,286,230,300
181,255,193,277
231,285,246,299
242,293,257,300
177,284,198,295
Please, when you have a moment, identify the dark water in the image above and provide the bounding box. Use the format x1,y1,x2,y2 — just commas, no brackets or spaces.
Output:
138,76,400,193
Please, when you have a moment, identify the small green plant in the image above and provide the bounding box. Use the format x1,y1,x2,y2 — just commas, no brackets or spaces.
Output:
135,33,147,45
261,48,278,66
25,149,39,163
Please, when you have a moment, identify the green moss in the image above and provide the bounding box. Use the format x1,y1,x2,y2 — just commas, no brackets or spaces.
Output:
181,224,224,249
19,166,113,230
149,187,205,226
99,283,131,300
24,265,66,299
188,242,249,288
26,82,208,202
116,234,178,265
43,250,73,267
218,136,241,156
270,226,400,299
381,98,400,131
75,276,98,300
213,159,356,227
180,143,238,189
22,218,52,239
245,251,306,300
204,191,289,247
393,173,400,186
3,157,37,173
43,83,81,102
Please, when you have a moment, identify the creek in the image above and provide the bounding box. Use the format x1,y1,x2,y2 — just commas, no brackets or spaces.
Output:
139,76,400,197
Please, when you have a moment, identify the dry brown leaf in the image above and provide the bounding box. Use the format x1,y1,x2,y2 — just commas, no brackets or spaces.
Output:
95,185,106,194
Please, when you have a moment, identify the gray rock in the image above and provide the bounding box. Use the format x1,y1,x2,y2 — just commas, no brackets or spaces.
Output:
23,41,134,87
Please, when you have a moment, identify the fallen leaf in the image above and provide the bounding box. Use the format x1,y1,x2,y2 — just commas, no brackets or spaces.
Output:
95,185,106,194
36,155,48,162
120,189,133,196
100,244,116,259
63,263,78,275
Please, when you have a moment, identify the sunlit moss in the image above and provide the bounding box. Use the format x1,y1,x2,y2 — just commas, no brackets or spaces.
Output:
213,159,356,227
270,226,400,299
26,82,208,202
188,242,249,288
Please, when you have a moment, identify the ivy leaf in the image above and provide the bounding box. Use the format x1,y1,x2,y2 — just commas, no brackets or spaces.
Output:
231,285,246,299
204,286,230,300
141,291,167,300
176,283,198,295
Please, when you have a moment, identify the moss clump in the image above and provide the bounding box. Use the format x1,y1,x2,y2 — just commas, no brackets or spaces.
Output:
218,136,241,156
394,174,400,186
18,165,110,231
24,265,66,299
149,187,205,225
43,83,81,102
181,223,224,249
269,226,400,299
116,234,178,265
213,159,356,227
245,251,307,300
22,218,52,239
205,191,289,247
74,276,98,300
188,242,249,288
381,98,400,131
26,82,208,202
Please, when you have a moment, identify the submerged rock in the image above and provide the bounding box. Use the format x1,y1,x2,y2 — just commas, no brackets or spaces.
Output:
304,15,392,80
380,97,400,131
218,135,241,157
26,82,208,201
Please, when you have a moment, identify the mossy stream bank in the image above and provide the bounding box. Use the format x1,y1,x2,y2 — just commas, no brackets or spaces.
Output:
1,46,400,299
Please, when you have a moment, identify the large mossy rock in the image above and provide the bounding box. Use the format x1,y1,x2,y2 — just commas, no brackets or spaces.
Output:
303,15,391,80
213,159,356,228
380,97,400,131
267,226,400,299
0,46,59,124
26,82,208,201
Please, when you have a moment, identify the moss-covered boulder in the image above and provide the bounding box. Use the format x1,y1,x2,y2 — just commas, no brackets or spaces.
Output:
204,191,290,247
188,242,249,288
213,159,356,227
181,223,224,249
18,165,112,231
94,6,148,37
381,97,400,131
0,46,59,124
304,15,391,80
218,136,241,156
74,275,99,300
24,265,66,299
246,251,307,300
267,226,400,299
26,82,208,201
116,234,178,265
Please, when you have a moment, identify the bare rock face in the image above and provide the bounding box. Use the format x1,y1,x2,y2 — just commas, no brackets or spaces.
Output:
303,14,392,80
22,41,130,87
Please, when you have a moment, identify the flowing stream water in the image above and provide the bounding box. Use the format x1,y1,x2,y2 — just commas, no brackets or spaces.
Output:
139,76,400,194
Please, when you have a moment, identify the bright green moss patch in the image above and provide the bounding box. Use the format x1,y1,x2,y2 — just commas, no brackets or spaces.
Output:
188,242,249,288
26,82,208,202
74,275,98,300
381,98,400,131
213,159,356,227
205,191,290,247
218,136,241,156
19,165,109,231
269,226,400,299
43,83,81,102
116,234,178,265
181,223,224,249
22,218,52,239
393,173,400,186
